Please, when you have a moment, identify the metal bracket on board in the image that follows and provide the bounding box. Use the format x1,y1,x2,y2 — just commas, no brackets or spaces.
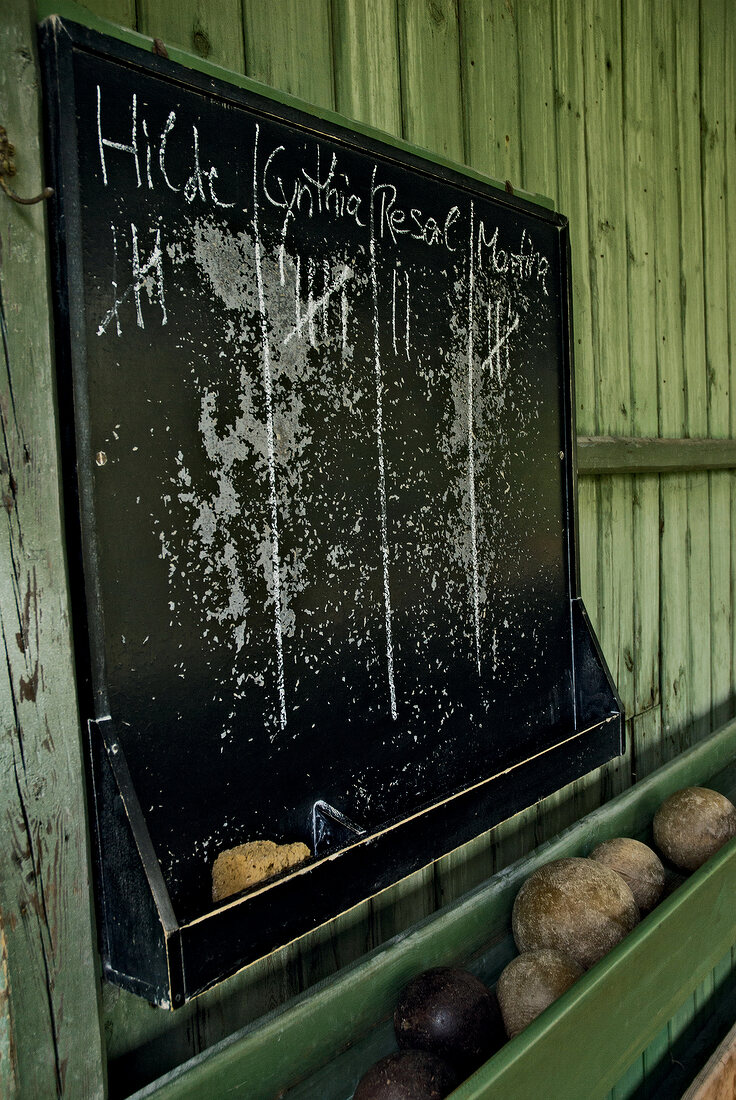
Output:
312,801,367,857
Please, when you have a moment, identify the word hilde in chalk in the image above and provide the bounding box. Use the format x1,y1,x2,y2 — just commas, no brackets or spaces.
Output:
41,17,622,1006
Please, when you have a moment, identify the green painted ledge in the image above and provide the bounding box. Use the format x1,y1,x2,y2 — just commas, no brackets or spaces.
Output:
130,718,736,1100
35,0,553,212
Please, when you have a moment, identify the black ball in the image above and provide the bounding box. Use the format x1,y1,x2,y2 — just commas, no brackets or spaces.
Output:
394,967,504,1076
353,1050,458,1100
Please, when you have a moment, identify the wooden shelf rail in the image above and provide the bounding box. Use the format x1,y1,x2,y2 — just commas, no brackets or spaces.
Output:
576,437,736,476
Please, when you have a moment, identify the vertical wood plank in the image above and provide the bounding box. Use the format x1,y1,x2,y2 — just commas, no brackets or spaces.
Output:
515,0,557,202
609,1053,645,1100
660,474,690,758
700,0,732,733
641,1017,671,1089
666,991,698,1073
693,968,715,1019
630,705,662,784
712,949,735,1000
243,0,335,109
459,0,520,184
137,0,245,72
654,0,690,761
553,0,596,438
0,1,106,1096
397,0,464,162
583,0,630,446
675,0,711,744
622,0,660,772
332,0,402,134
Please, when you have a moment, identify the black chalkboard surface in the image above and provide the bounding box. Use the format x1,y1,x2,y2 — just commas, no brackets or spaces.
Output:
41,18,623,1005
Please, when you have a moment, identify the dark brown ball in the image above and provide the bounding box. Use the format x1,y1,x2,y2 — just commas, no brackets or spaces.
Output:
512,857,640,970
496,949,584,1038
394,967,504,1076
653,787,736,872
589,837,665,913
353,1050,458,1100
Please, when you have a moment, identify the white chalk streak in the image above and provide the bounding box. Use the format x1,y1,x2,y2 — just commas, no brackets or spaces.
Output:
96,223,126,336
405,271,410,358
294,254,302,335
322,259,330,337
370,166,397,720
467,201,482,675
391,269,398,355
307,258,316,345
253,124,287,730
341,290,348,355
97,85,140,188
130,222,166,329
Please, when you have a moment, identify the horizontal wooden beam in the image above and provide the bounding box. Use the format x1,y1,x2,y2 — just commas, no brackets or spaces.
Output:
576,436,736,475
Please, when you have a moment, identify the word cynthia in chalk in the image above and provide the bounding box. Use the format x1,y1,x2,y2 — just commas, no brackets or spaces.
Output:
263,143,366,281
96,86,234,208
97,222,167,336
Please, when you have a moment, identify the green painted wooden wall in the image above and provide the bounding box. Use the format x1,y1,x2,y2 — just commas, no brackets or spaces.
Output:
1,0,735,1095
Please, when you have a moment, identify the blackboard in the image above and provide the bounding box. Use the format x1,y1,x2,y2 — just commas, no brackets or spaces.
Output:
41,18,622,1003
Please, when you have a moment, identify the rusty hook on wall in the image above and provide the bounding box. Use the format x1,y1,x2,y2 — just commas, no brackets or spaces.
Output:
0,126,53,206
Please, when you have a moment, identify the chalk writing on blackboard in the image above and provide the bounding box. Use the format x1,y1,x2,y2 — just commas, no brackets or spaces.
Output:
91,79,558,747
64,47,579,912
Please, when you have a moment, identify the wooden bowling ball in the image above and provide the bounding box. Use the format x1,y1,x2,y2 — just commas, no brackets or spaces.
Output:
653,787,736,871
512,857,639,970
394,967,504,1076
589,837,665,913
353,1050,458,1100
496,948,584,1038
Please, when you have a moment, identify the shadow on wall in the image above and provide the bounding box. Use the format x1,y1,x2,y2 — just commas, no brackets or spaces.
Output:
632,698,736,790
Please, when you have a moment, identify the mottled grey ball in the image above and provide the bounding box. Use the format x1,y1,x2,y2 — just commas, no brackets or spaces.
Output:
589,837,665,913
653,787,736,872
496,948,583,1038
512,857,640,970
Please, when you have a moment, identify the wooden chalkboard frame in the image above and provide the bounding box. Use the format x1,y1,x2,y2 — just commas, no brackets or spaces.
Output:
40,15,623,1007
